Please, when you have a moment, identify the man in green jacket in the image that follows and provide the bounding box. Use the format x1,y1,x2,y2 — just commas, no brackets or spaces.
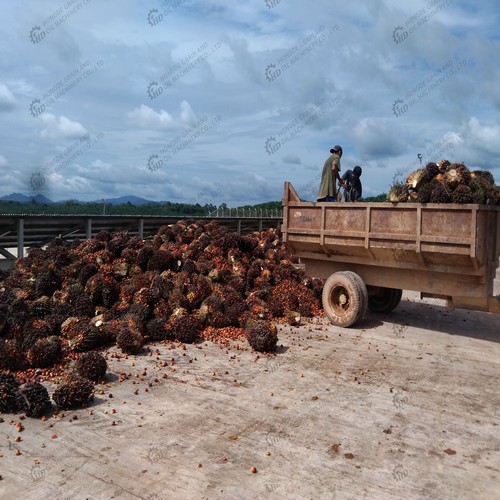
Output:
317,145,345,202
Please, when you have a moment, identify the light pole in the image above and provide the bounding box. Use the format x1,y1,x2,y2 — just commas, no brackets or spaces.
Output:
418,154,422,166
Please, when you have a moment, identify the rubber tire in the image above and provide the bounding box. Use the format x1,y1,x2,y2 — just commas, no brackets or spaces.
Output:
367,287,403,314
339,271,368,323
322,272,364,327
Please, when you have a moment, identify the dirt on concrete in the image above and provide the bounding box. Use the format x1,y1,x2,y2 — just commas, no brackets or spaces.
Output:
1,284,499,500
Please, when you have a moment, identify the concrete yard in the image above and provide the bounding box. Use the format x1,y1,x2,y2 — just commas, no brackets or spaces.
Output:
1,287,499,500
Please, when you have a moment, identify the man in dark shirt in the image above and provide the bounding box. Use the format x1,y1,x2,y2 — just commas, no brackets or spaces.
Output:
340,165,362,201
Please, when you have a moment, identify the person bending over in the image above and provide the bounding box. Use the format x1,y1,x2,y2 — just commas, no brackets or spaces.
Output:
340,165,362,202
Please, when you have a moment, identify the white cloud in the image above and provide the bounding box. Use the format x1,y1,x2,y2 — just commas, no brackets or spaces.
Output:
0,155,7,166
127,101,196,129
465,117,500,155
127,105,176,129
0,84,15,111
39,114,88,139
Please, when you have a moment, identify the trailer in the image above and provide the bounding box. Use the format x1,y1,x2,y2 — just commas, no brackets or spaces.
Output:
282,182,500,327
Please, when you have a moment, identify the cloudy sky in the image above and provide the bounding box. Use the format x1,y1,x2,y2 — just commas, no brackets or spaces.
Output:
1,0,499,206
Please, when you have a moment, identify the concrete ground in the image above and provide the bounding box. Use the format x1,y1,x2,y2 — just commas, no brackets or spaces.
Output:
1,283,499,500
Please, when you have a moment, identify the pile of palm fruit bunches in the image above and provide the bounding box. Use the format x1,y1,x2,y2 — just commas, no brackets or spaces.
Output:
387,160,499,204
0,220,325,415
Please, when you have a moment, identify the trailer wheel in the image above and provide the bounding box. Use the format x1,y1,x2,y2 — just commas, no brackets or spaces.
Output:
339,271,368,322
322,272,365,327
367,287,403,313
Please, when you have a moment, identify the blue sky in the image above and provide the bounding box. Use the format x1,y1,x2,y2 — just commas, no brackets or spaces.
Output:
0,0,499,206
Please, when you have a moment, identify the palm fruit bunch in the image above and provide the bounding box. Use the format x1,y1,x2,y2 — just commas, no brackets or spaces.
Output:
74,351,107,383
388,160,498,205
0,339,24,371
19,382,52,417
0,220,323,385
52,374,94,409
62,318,108,352
387,183,409,202
116,316,145,354
145,318,172,342
0,373,24,413
245,320,279,353
167,313,202,344
26,336,62,368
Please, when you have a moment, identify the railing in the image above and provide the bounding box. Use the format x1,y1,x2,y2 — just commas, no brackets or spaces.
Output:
0,213,284,264
209,207,283,218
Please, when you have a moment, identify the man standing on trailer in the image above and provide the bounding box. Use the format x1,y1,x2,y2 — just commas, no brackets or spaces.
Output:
317,145,346,202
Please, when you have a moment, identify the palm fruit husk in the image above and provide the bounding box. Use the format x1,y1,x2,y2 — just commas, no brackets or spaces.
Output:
444,163,471,189
52,374,94,409
19,382,52,417
245,320,278,353
387,183,409,202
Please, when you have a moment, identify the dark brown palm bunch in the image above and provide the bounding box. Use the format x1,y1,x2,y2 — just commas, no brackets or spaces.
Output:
115,315,145,354
0,339,24,371
27,335,62,368
168,313,202,344
19,382,52,417
145,318,173,342
245,320,279,353
52,373,94,410
388,161,497,205
430,179,452,203
63,318,110,352
74,351,107,383
0,373,23,413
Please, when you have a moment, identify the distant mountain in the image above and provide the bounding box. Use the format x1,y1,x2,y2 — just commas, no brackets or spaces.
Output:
0,193,162,206
0,193,55,204
1,193,34,203
97,195,161,206
33,194,54,204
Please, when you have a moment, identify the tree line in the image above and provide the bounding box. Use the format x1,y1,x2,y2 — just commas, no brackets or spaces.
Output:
0,199,285,216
